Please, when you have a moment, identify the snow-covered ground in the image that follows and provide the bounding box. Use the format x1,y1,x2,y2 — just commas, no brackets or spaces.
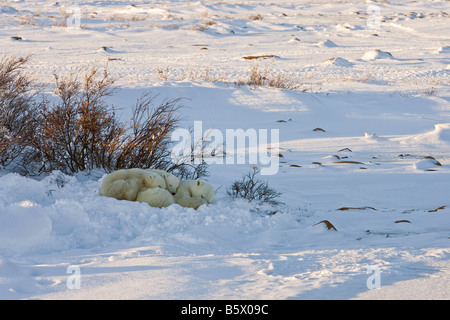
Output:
0,0,449,300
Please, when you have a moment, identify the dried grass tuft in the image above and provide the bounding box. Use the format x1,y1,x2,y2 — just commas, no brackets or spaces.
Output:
395,220,411,223
314,220,337,231
429,205,446,212
422,156,442,166
241,55,279,60
235,63,303,91
333,160,364,164
337,206,377,211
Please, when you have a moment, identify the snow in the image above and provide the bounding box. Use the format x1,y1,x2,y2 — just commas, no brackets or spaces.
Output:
437,46,450,54
315,40,338,48
0,0,449,300
321,57,354,67
361,49,394,61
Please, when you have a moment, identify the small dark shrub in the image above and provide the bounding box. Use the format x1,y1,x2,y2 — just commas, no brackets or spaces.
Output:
227,167,282,207
0,56,41,171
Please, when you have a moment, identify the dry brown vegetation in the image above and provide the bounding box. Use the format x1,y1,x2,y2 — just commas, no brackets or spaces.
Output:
235,63,305,91
0,56,41,171
337,206,377,211
31,67,190,175
241,55,279,60
0,56,207,178
314,220,337,231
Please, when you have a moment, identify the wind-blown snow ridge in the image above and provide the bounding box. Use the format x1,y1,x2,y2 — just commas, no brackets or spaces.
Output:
361,50,394,61
409,123,450,147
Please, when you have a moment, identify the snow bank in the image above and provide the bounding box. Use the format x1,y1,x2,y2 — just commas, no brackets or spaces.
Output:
437,46,450,54
432,123,450,142
0,6,18,14
321,57,354,67
315,40,338,48
0,172,303,257
414,157,442,171
0,201,52,254
361,50,394,61
410,123,450,147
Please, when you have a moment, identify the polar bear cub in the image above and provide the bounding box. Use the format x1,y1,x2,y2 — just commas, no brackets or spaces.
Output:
136,187,174,208
146,169,180,195
99,168,166,201
173,179,215,209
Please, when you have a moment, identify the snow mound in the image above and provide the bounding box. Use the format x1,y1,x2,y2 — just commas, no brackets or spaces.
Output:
146,8,168,16
321,57,354,67
97,46,118,53
437,46,450,54
432,123,450,141
0,201,53,254
0,260,38,296
315,40,337,48
414,157,442,171
412,123,450,145
0,6,18,13
336,23,361,31
364,132,387,141
361,50,394,61
0,173,300,256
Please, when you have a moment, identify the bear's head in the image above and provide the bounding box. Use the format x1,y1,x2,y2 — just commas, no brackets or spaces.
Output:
189,180,215,204
143,172,166,189
161,172,180,195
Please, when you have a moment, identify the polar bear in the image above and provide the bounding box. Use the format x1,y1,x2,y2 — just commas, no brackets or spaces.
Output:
173,179,215,209
136,187,174,208
146,169,180,195
99,168,166,201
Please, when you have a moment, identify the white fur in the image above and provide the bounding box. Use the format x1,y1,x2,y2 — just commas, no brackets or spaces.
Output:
99,168,166,201
136,187,174,208
173,180,215,209
146,169,180,194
